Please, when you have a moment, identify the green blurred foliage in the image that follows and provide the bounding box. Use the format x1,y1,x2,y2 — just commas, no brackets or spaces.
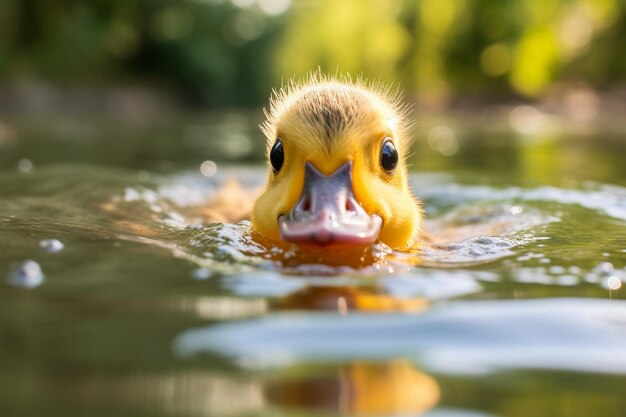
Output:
277,0,625,101
0,0,282,106
0,0,624,106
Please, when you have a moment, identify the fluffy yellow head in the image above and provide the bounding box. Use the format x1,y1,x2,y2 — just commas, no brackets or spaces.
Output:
251,76,423,250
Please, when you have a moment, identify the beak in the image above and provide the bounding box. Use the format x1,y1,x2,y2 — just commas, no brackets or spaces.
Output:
278,161,382,246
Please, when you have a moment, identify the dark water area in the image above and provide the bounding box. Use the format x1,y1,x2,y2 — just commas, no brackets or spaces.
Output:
0,111,625,417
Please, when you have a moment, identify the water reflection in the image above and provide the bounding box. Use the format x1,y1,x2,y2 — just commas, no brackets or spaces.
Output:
272,285,428,313
170,297,626,415
54,362,439,417
265,360,440,416
2,164,626,417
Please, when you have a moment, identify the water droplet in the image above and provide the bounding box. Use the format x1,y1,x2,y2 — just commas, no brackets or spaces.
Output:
7,260,45,289
40,239,64,253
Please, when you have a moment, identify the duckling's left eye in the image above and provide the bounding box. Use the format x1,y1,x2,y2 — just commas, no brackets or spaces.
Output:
380,138,398,173
270,138,284,173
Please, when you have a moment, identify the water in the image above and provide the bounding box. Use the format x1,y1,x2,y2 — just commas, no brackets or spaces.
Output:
1,112,625,417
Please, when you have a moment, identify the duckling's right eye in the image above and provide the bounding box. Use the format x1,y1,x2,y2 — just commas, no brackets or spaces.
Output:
380,138,398,173
270,138,284,173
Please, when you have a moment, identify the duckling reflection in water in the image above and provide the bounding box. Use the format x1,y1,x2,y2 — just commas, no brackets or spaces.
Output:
266,360,440,417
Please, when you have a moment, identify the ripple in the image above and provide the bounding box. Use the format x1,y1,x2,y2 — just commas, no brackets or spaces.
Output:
104,169,625,293
174,298,626,375
416,179,626,222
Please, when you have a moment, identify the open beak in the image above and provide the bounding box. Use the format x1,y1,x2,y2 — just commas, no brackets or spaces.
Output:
278,161,382,246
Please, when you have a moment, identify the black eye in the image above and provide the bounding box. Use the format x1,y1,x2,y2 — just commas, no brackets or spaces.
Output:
380,138,398,173
270,138,284,173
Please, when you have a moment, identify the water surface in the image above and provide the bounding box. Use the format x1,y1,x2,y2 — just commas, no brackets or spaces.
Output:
1,113,625,417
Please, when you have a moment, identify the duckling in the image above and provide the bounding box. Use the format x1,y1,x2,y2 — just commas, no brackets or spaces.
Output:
102,75,424,252
252,75,423,250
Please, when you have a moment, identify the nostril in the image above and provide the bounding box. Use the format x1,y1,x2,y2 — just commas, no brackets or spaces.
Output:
301,197,311,212
345,198,356,213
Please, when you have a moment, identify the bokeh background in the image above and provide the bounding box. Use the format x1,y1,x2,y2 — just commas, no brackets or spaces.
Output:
2,0,625,104
0,0,625,182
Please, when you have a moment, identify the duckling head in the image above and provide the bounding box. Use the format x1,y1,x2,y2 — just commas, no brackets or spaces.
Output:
251,76,423,250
